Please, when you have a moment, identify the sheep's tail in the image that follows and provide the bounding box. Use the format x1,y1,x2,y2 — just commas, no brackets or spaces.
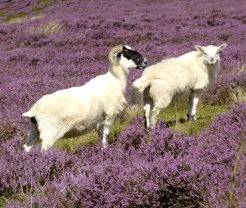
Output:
129,77,151,109
22,110,36,118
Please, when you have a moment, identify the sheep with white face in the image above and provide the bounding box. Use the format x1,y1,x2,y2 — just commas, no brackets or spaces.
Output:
130,44,227,128
23,45,147,151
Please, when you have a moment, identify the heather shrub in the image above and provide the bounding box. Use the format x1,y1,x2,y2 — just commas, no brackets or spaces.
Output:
0,137,74,198
1,0,246,206
200,75,234,105
201,68,246,105
2,103,246,207
117,116,147,150
194,102,246,207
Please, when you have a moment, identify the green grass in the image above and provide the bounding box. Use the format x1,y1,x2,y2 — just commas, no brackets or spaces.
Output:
2,0,62,23
55,102,229,151
0,8,8,16
160,103,229,134
39,0,54,3
55,131,98,151
34,0,60,12
4,13,27,23
32,5,50,13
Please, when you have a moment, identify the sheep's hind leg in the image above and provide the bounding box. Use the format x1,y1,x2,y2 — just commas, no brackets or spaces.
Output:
23,117,39,152
150,106,161,129
187,90,202,121
143,86,153,129
144,104,151,129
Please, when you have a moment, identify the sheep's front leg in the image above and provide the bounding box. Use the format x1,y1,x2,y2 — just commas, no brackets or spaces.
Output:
101,125,111,149
98,125,103,141
187,94,194,121
187,90,202,121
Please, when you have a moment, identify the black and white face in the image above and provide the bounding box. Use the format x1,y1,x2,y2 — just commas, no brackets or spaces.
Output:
117,46,147,69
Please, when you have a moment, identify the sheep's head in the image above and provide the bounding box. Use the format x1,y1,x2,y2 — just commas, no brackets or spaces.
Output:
195,44,227,65
108,45,147,69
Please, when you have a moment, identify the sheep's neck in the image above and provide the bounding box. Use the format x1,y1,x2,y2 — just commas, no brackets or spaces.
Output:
202,60,220,85
206,61,220,76
109,65,129,91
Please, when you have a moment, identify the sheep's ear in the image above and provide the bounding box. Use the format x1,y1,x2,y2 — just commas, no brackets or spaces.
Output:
113,52,121,62
116,52,121,59
218,44,227,52
195,45,204,53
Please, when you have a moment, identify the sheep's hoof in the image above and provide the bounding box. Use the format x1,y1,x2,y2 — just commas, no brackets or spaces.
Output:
187,114,197,122
148,124,155,130
187,113,190,121
101,144,108,150
144,120,150,129
192,116,197,122
23,144,31,152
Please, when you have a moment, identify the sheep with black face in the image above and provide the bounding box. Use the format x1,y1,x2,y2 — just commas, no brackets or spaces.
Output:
23,45,147,151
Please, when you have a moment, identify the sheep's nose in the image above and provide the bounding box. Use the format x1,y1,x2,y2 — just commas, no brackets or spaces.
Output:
143,59,147,66
138,59,147,69
209,57,216,64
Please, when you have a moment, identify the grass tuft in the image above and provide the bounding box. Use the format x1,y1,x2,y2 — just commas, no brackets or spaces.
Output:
29,20,67,34
229,86,246,104
30,14,45,21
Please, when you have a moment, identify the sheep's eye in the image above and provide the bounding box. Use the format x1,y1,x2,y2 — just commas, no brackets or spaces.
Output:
204,53,208,57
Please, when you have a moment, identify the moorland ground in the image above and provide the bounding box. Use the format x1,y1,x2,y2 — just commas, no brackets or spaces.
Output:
1,0,246,207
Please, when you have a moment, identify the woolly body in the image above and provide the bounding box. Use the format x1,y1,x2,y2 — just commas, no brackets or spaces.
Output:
23,45,147,151
130,44,227,128
24,68,126,137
